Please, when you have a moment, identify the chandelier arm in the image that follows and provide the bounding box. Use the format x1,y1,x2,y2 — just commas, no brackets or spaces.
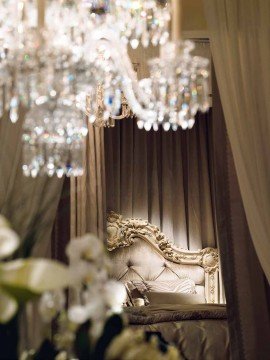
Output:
86,28,156,122
171,0,182,42
37,0,45,28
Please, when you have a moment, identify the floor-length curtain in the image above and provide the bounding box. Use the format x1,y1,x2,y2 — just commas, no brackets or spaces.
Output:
105,114,216,250
0,107,64,351
70,124,106,240
0,108,63,258
204,0,270,283
211,70,270,359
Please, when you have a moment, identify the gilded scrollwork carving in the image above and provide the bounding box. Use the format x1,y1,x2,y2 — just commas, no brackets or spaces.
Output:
201,248,219,274
107,211,218,267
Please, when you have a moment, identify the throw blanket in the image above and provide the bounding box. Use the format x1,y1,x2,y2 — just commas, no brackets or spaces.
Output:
125,304,230,359
125,304,227,325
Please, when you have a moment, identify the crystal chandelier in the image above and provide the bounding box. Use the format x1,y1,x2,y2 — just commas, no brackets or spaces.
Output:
0,0,91,177
138,41,209,131
0,0,210,177
112,0,171,49
22,96,88,178
81,0,210,131
85,84,134,128
136,0,210,131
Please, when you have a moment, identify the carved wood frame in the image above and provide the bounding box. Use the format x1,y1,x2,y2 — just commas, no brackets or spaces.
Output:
107,211,220,304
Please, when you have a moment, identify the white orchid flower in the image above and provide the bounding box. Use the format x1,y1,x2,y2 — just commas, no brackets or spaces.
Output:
67,305,90,324
0,227,20,260
39,290,65,323
66,234,104,263
104,280,127,312
0,215,70,324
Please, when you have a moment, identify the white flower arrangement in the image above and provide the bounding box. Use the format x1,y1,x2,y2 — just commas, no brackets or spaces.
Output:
66,234,104,263
0,216,20,259
38,233,127,350
0,216,179,359
66,234,126,323
0,213,69,325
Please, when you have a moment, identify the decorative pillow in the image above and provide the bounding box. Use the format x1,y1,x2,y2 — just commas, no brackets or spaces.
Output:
124,278,196,306
124,281,148,306
142,279,196,294
147,292,206,305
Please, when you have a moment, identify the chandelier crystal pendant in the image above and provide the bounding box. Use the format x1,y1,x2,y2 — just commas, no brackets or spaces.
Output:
82,0,210,132
0,0,90,177
0,0,211,178
22,95,88,178
112,0,171,49
84,84,134,128
77,28,156,127
138,41,209,131
136,0,210,131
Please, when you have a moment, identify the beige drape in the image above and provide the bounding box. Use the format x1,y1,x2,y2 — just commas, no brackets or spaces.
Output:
0,107,64,350
0,108,63,258
70,123,106,240
105,114,216,250
204,0,270,283
68,45,154,241
211,71,270,359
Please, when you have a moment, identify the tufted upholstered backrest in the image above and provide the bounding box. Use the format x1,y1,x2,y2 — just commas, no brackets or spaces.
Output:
109,237,206,297
107,212,221,303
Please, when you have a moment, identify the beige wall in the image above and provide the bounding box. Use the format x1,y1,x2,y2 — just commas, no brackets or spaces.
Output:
182,0,208,31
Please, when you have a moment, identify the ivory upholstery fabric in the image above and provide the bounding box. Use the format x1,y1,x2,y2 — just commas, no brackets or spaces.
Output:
139,279,196,294
124,279,200,306
109,237,206,297
146,292,206,305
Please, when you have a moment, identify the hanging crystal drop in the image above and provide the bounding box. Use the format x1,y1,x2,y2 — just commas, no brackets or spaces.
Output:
138,40,210,131
130,38,139,49
141,31,150,48
0,87,3,118
22,98,88,178
9,96,19,123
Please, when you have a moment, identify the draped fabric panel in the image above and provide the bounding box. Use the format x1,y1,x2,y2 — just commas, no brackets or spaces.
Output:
70,124,106,240
211,73,270,359
105,113,216,250
203,0,270,283
0,108,63,258
206,14,270,360
0,108,64,350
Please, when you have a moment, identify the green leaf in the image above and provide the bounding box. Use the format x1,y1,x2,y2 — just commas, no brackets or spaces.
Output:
0,287,18,324
74,320,92,360
94,315,124,360
34,339,59,360
0,259,70,302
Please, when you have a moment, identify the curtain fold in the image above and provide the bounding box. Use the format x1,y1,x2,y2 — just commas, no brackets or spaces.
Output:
105,114,216,250
0,108,63,258
0,107,64,350
70,123,106,240
204,3,270,356
204,0,270,283
211,72,270,359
